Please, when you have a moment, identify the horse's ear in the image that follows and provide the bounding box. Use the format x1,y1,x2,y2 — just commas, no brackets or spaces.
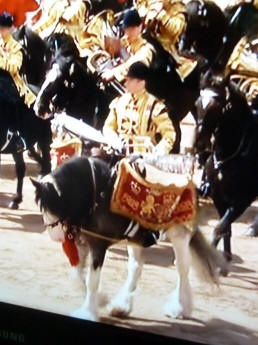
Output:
30,177,42,190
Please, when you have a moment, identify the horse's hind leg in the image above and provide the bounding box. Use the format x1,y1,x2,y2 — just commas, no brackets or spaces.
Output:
70,240,108,321
108,245,144,317
164,225,192,319
9,152,25,209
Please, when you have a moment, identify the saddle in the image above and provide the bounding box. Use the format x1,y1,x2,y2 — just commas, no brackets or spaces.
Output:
111,155,196,230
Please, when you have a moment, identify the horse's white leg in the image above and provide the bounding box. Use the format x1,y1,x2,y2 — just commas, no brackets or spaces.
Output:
108,245,144,317
164,225,192,319
70,250,103,321
69,243,89,284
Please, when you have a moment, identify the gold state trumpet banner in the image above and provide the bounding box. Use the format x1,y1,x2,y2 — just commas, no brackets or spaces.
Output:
111,159,196,230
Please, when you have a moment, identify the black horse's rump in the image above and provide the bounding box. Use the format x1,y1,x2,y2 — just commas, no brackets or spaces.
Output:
195,76,258,259
32,156,156,248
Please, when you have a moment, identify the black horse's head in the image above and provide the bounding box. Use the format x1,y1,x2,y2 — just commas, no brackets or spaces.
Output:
194,72,227,163
33,33,81,119
13,25,50,88
178,0,227,65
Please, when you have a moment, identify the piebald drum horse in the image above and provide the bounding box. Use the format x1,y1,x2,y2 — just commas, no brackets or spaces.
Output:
31,153,226,322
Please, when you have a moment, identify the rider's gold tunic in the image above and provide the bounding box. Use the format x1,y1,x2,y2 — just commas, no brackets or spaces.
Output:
136,0,197,80
103,89,175,154
0,34,36,107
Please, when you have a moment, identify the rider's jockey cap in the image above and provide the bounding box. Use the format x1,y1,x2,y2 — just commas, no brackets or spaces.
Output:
0,12,14,28
122,9,142,28
127,62,150,80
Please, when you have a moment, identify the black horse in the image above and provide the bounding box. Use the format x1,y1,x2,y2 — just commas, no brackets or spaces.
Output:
194,74,258,260
31,154,225,321
13,25,51,94
33,33,111,130
0,69,51,209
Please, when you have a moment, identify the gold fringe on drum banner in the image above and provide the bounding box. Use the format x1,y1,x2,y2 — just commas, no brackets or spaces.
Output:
110,158,196,231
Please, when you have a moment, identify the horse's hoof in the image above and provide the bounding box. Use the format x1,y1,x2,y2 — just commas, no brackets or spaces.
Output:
8,201,19,210
245,227,258,237
70,308,98,322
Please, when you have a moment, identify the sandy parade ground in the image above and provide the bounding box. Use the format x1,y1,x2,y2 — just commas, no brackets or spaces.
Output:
0,119,258,345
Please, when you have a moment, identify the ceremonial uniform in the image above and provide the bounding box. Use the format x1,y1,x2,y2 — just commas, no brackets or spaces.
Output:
103,89,175,154
227,36,258,105
112,35,155,82
136,0,197,80
0,33,36,107
32,0,89,55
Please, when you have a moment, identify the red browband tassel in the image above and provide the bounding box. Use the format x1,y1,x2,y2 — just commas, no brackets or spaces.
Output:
62,233,80,266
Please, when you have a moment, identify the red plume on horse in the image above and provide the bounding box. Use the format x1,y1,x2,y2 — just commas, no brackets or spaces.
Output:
0,0,39,27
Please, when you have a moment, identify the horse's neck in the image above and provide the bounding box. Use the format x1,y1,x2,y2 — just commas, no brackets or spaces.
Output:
214,99,249,159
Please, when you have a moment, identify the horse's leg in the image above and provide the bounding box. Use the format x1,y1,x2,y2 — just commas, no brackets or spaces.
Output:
245,214,258,237
108,245,144,317
70,240,108,321
171,117,181,154
27,145,43,166
9,152,26,209
69,243,89,283
37,120,52,176
163,225,192,319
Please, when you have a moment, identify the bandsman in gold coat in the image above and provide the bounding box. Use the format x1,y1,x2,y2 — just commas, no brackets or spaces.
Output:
136,0,197,80
0,12,36,107
103,62,176,155
227,35,258,106
101,10,155,83
31,0,90,55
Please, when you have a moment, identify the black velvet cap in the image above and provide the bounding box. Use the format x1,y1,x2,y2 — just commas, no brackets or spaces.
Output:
122,9,142,28
0,12,14,28
127,62,150,80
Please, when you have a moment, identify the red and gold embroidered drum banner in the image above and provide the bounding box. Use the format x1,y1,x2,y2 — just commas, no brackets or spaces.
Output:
50,138,82,169
111,159,196,230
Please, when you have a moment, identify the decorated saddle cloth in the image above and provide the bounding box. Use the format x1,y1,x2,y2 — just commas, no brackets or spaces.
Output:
110,155,196,230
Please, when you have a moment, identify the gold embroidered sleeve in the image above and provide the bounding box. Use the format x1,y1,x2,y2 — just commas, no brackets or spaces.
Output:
0,41,22,75
102,98,119,139
113,43,155,82
157,10,185,41
152,104,176,153
33,2,66,34
62,1,86,23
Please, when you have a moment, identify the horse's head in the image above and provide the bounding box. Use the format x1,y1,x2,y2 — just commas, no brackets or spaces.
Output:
178,0,227,64
34,34,80,119
194,73,227,162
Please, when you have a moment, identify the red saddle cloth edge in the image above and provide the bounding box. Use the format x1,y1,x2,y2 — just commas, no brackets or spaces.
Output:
111,159,196,231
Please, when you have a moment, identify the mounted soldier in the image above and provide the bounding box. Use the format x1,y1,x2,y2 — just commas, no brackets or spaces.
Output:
101,9,155,83
135,0,197,81
102,61,176,155
30,0,90,56
0,11,36,107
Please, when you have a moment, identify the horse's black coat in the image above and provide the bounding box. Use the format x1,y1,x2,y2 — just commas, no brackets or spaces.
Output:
0,69,51,208
195,78,258,259
33,156,156,249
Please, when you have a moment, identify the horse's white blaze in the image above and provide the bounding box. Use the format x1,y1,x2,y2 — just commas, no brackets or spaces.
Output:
34,63,61,115
200,89,218,110
71,261,101,321
164,226,192,319
108,245,144,316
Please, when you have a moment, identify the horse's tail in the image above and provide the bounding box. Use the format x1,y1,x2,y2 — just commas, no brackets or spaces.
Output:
189,227,227,285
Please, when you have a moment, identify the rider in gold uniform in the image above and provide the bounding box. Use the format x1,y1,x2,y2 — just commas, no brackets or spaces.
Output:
103,62,175,154
136,0,197,80
101,10,155,83
0,12,36,107
31,0,90,55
